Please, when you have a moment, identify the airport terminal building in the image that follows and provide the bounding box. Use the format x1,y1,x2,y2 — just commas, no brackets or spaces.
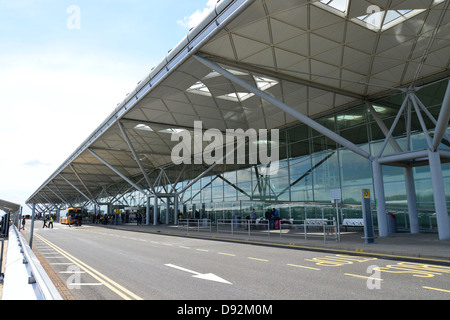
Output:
26,0,450,240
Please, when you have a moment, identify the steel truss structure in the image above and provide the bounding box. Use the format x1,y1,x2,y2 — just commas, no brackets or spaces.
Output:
27,0,450,239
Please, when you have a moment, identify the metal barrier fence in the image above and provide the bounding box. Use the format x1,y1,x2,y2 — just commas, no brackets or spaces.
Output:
177,219,212,233
216,219,339,242
178,218,340,243
3,226,63,300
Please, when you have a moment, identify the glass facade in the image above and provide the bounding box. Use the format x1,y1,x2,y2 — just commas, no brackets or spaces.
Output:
85,81,450,233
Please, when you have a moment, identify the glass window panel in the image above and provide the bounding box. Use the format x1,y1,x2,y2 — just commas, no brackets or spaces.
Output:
312,151,340,189
341,185,373,204
411,132,431,150
414,80,448,109
288,125,309,143
370,94,405,120
223,184,237,199
289,155,313,190
415,179,434,206
289,140,310,158
311,118,335,137
336,106,367,131
236,168,252,183
290,188,313,202
202,187,211,202
212,176,223,188
211,186,223,201
339,125,369,145
340,149,372,186
311,135,337,153
223,170,236,184
382,165,405,183
384,181,407,204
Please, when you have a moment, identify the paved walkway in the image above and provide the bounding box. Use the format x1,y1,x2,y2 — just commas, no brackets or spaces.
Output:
98,223,450,264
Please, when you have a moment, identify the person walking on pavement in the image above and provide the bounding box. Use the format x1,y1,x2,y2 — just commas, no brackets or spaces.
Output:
48,215,54,229
43,216,48,228
21,217,26,231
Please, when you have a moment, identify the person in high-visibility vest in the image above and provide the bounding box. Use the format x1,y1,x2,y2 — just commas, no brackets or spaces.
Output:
48,215,54,229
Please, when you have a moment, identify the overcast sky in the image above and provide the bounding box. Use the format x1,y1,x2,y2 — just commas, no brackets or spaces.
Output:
0,0,217,215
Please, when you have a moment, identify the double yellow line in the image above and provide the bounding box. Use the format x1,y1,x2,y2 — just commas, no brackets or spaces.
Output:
35,233,143,300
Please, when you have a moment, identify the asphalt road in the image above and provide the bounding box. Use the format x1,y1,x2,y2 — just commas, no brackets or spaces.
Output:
26,223,450,301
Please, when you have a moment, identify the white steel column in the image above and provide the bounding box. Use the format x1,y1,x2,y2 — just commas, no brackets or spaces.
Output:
404,166,419,234
174,195,179,225
146,196,151,226
367,101,419,233
153,196,158,226
372,160,389,237
432,80,450,150
428,149,450,240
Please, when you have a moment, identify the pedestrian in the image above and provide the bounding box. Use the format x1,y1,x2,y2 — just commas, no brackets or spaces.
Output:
67,212,72,227
21,217,26,230
269,208,275,229
43,216,48,228
273,208,280,230
48,215,54,229
250,208,257,223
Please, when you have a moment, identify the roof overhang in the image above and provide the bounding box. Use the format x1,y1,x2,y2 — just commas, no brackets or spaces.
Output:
0,199,21,214
27,0,450,207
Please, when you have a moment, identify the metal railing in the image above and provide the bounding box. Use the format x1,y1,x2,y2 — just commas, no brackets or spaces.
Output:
179,218,340,243
177,219,212,233
7,226,63,300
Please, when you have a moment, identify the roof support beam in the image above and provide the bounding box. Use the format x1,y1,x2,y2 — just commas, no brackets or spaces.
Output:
205,55,365,101
70,164,98,205
50,181,71,205
118,121,156,195
194,55,371,160
366,101,403,153
88,148,149,197
376,93,410,157
59,174,94,203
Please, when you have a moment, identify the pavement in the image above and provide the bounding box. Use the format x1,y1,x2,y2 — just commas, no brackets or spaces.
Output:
96,222,450,265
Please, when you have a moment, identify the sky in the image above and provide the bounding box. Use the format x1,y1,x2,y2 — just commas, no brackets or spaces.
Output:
0,0,218,215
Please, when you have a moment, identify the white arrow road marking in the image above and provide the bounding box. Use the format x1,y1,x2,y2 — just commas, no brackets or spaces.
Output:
165,264,232,285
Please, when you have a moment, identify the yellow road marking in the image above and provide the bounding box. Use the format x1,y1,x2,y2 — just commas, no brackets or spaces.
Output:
196,249,209,252
287,264,320,271
248,257,269,262
345,273,384,281
218,252,236,257
423,286,450,293
35,233,143,300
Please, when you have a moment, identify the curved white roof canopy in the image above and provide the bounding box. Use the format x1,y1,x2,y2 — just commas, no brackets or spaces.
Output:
27,0,450,207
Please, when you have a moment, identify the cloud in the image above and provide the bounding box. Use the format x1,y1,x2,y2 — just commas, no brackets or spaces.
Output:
24,160,51,167
177,0,216,29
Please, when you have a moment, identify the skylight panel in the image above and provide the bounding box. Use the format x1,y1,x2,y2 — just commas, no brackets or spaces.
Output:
319,0,349,13
159,128,185,134
186,71,279,103
134,124,153,132
186,81,212,97
352,8,426,32
314,0,444,32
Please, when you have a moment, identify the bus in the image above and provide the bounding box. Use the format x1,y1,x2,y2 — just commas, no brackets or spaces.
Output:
59,207,83,225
